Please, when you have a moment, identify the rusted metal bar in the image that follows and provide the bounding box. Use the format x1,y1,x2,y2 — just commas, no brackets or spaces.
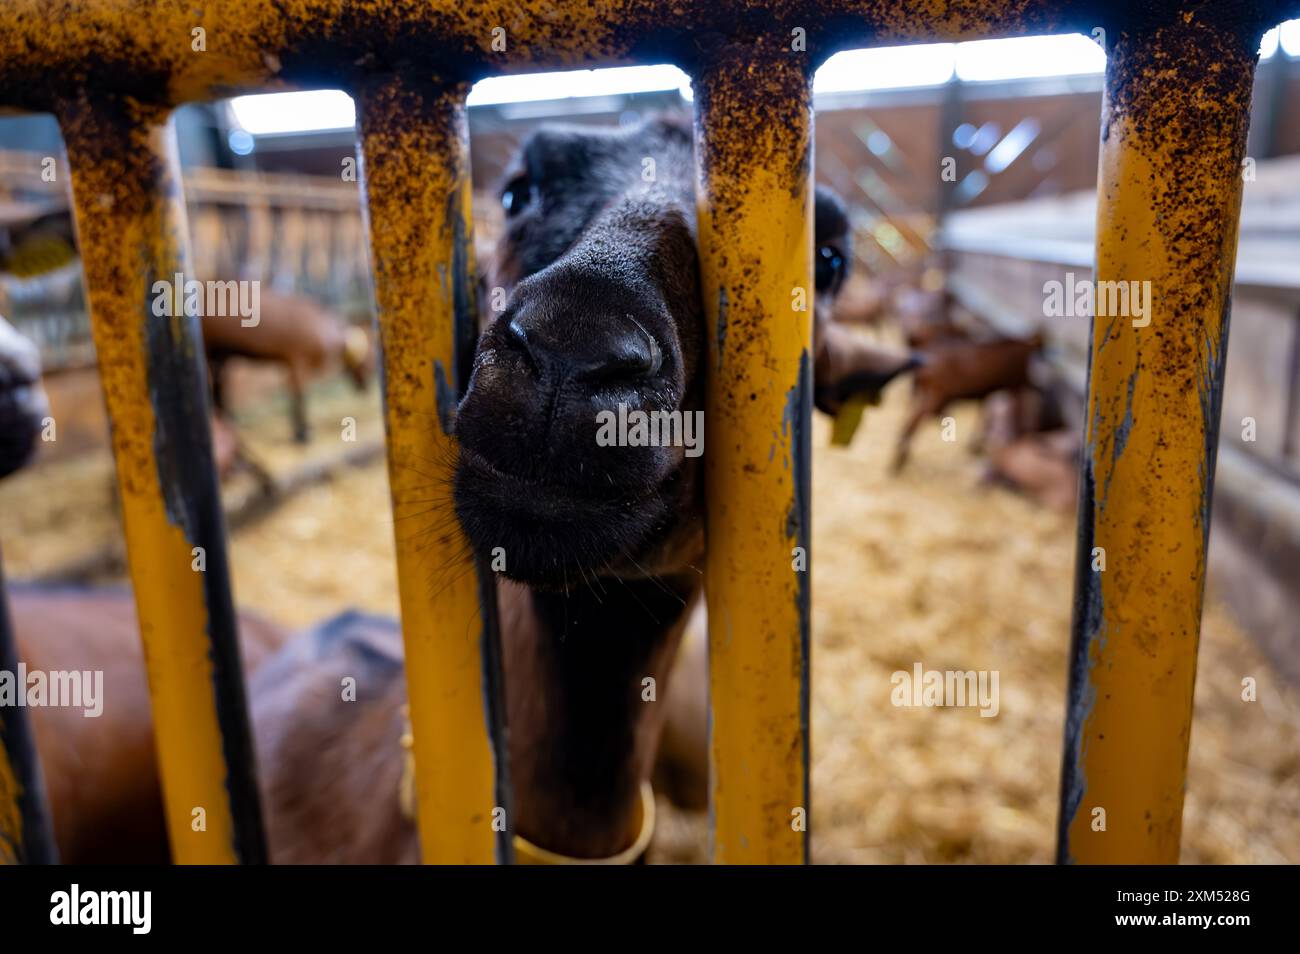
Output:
1058,12,1262,864
58,93,265,864
693,47,813,864
0,547,59,865
356,75,510,865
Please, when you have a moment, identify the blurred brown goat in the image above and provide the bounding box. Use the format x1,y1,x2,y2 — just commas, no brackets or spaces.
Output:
980,386,1080,512
893,286,971,350
893,331,1044,474
203,290,373,444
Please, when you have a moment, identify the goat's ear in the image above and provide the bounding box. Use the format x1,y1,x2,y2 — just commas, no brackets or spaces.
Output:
812,318,919,416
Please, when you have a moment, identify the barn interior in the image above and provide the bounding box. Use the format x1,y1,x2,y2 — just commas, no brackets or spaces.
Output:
1,27,1298,864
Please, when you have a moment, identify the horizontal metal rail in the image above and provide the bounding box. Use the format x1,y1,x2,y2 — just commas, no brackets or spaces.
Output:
0,3,1289,112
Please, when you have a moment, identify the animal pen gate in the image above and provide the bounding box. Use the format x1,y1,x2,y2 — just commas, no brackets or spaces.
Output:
0,0,1283,866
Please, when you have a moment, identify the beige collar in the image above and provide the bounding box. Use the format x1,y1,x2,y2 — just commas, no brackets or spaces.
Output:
400,707,655,864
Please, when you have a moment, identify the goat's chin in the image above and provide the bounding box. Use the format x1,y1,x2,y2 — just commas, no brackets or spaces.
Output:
453,451,686,591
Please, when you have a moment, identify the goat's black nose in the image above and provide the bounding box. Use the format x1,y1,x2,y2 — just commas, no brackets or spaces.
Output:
505,305,662,386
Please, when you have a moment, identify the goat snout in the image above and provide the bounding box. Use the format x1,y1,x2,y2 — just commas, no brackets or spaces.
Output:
459,264,684,468
453,265,694,588
504,308,663,387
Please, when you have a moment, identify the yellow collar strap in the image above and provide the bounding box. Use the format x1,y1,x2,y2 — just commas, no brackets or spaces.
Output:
512,781,655,866
400,707,655,865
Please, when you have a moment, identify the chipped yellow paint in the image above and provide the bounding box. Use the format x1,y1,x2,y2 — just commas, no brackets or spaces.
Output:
59,97,241,864
695,52,813,865
357,76,502,865
1062,19,1258,864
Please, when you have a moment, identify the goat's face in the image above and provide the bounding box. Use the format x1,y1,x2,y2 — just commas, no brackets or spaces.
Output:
454,118,851,589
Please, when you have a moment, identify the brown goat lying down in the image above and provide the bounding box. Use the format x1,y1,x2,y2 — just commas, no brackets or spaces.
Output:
10,584,288,863
981,387,1080,512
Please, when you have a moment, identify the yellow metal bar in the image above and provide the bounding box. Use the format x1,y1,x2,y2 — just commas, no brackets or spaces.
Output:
58,94,265,864
1058,16,1260,864
694,50,813,864
357,76,508,865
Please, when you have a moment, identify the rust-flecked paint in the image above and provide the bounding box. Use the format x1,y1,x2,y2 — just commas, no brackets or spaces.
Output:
694,45,813,865
356,76,509,865
1058,11,1262,864
57,93,265,865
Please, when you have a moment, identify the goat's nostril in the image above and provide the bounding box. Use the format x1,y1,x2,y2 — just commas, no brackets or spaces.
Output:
596,343,656,381
584,325,661,385
626,316,663,379
502,318,541,373
501,308,664,386
505,318,530,351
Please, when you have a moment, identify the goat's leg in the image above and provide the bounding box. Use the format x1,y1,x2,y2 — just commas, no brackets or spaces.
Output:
234,435,278,498
970,395,999,456
244,458,278,499
891,397,931,474
209,354,229,414
287,361,310,444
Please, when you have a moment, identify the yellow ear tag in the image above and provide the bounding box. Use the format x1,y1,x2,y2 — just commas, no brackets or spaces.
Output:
6,235,77,278
343,325,370,366
830,393,872,446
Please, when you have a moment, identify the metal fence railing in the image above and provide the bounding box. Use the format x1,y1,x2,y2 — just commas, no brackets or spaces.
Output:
0,0,1291,865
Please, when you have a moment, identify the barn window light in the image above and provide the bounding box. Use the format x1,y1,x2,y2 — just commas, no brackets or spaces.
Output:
815,43,956,92
967,122,1002,157
227,129,255,155
228,89,356,134
222,24,1299,140
225,68,693,136
984,118,1041,174
952,124,978,150
466,65,691,106
954,170,989,203
954,34,1104,82
1260,26,1280,59
865,130,893,157
1280,20,1300,56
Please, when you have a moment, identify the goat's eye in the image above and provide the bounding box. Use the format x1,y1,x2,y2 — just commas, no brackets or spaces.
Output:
816,244,846,293
501,175,533,217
